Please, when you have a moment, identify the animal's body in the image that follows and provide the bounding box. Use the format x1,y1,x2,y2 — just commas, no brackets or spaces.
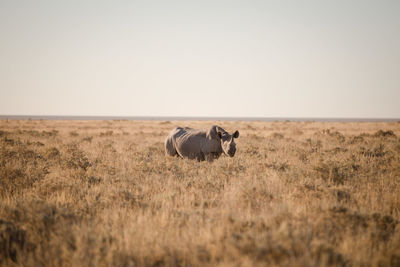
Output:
165,125,239,161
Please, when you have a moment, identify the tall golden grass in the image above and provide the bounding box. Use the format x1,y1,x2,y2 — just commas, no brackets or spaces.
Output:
0,119,399,266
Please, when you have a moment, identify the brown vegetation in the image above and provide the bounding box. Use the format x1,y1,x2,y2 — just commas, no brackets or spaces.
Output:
0,119,399,266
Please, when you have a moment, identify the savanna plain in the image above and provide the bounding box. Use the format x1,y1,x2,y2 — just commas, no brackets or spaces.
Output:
1,119,400,267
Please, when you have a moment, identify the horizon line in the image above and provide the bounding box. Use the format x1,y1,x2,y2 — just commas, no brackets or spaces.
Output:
0,115,399,123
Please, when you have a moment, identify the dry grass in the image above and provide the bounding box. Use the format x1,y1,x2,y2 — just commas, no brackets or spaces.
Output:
0,119,399,266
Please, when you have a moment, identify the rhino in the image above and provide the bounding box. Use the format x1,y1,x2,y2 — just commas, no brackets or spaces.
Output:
165,125,239,161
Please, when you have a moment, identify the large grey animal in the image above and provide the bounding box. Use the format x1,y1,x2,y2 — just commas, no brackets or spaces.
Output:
165,125,239,161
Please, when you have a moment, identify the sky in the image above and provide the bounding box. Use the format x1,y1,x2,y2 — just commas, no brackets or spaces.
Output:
0,0,399,118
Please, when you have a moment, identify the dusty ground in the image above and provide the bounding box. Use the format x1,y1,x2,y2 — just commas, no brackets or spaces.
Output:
0,119,399,266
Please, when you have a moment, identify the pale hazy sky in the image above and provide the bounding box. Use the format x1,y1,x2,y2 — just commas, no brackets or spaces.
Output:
1,1,399,118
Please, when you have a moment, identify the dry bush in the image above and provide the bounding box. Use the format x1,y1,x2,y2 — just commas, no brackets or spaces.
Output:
0,120,399,266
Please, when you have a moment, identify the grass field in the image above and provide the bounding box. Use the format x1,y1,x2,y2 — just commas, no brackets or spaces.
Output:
0,119,399,266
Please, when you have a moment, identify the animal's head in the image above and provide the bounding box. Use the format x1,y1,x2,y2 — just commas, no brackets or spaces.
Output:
208,125,239,157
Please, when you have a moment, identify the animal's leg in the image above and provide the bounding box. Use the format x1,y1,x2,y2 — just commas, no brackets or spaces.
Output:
204,153,214,162
197,152,206,162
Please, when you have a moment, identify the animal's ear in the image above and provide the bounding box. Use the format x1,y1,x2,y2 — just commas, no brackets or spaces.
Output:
218,132,222,139
233,130,239,138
